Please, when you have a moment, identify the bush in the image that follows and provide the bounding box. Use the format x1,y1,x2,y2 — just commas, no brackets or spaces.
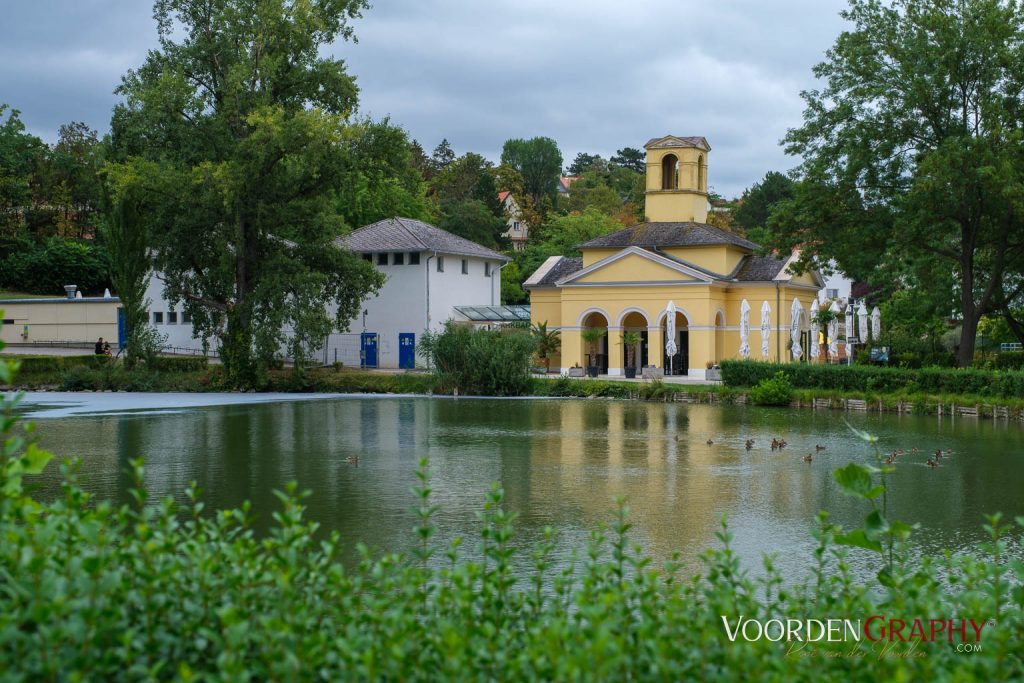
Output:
991,351,1024,371
8,354,107,376
720,360,1024,398
749,371,793,405
147,355,209,372
418,322,536,396
0,236,112,296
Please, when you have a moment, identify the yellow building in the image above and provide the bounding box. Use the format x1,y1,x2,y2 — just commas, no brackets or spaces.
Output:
525,135,823,379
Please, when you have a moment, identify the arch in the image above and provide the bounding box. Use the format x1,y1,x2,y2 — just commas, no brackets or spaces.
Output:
714,310,725,363
615,307,651,327
576,307,612,327
661,154,679,190
654,307,693,327
698,154,706,192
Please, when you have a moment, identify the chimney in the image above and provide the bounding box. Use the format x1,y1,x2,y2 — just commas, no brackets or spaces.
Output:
64,285,77,300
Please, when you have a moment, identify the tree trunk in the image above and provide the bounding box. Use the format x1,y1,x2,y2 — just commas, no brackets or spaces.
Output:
958,296,979,368
1004,311,1024,346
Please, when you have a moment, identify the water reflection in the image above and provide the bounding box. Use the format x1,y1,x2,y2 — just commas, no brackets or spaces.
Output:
27,395,1024,577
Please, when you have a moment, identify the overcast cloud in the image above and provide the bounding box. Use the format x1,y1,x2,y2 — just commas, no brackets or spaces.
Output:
0,0,849,197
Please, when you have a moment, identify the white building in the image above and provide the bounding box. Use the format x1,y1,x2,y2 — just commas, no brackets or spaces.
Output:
144,217,508,369
498,191,529,251
335,217,508,368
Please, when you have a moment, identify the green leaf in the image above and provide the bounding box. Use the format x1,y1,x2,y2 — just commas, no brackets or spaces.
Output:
835,529,883,553
22,443,54,475
864,509,889,536
833,463,883,500
877,567,895,587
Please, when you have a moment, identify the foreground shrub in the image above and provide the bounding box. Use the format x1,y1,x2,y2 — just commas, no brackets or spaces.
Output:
750,371,793,406
1,350,1023,680
147,355,209,372
418,322,535,396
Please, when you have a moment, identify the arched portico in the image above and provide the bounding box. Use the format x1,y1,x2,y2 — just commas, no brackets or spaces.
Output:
581,311,609,375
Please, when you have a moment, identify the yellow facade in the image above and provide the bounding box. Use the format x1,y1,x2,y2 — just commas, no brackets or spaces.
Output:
525,135,823,379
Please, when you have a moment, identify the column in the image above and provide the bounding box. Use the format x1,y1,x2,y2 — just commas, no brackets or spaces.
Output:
560,328,582,374
606,326,623,376
647,325,663,369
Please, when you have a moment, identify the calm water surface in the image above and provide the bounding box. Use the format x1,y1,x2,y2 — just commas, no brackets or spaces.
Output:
19,392,1024,578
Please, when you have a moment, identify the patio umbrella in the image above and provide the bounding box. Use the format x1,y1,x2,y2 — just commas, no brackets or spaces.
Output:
665,300,677,373
790,298,803,361
828,300,841,359
871,306,881,339
858,302,869,343
739,299,751,359
760,301,771,358
844,302,854,357
809,299,820,359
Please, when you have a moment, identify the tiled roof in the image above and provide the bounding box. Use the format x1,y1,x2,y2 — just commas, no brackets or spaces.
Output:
525,256,583,287
338,217,508,261
497,191,510,203
578,222,758,250
733,255,790,281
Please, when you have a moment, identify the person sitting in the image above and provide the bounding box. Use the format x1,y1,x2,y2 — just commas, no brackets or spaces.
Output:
94,337,105,355
103,342,112,357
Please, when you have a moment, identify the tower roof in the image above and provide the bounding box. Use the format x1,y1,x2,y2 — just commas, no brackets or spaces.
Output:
643,135,711,151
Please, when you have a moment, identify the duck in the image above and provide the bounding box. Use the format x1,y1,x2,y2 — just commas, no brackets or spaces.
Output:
706,439,714,445
802,453,813,463
771,438,780,451
925,458,938,468
345,455,359,465
815,444,826,451
745,439,755,450
778,439,788,449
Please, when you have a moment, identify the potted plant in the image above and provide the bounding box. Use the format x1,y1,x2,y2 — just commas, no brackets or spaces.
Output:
705,362,722,381
580,327,607,378
620,330,641,378
568,363,585,378
531,321,561,374
813,306,838,364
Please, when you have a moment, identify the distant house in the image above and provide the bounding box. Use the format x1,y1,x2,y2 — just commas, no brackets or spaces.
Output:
498,191,529,251
557,176,582,196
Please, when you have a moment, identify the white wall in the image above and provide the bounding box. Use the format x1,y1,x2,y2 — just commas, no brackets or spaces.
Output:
340,251,503,369
818,262,853,303
144,275,214,354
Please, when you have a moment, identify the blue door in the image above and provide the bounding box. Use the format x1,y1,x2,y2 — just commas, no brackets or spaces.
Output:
117,308,127,349
399,333,416,369
360,333,378,369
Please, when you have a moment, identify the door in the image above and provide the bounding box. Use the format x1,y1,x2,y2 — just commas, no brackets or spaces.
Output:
399,333,416,369
117,308,126,349
360,332,378,369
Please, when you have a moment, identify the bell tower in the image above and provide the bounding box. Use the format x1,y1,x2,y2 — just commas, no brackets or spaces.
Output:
643,136,710,223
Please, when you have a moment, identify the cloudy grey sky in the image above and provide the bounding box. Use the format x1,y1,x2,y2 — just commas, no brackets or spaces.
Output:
0,0,849,197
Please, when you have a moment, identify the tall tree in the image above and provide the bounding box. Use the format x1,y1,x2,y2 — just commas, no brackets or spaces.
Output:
610,147,644,174
500,137,562,206
0,105,46,237
733,171,794,234
431,139,455,174
108,0,384,385
566,152,606,176
437,199,507,250
771,0,1024,367
431,152,500,215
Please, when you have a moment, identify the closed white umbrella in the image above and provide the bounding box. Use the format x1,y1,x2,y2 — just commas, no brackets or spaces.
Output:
828,300,841,360
739,299,751,359
844,302,854,358
871,306,881,339
665,301,677,374
858,302,869,343
809,299,820,360
790,298,803,361
760,301,771,358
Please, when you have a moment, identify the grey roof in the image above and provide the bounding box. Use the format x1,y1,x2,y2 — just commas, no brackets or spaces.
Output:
733,255,790,281
454,305,531,322
579,222,758,250
644,135,710,150
338,217,508,261
528,256,583,287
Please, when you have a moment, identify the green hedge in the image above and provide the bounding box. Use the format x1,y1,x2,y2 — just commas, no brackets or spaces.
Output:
9,354,109,374
991,351,1024,371
720,360,1024,398
147,355,210,372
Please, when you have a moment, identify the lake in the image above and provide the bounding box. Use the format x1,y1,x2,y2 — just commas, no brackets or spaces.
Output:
18,392,1024,578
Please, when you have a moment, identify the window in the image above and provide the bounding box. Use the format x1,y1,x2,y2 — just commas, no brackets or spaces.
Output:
409,252,420,265
182,311,191,323
437,256,444,272
362,253,372,262
377,253,388,266
461,259,469,274
661,154,679,190
826,288,839,299
484,263,491,277
168,311,178,324
393,252,404,265
513,221,521,231
153,312,163,325
1,319,13,325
